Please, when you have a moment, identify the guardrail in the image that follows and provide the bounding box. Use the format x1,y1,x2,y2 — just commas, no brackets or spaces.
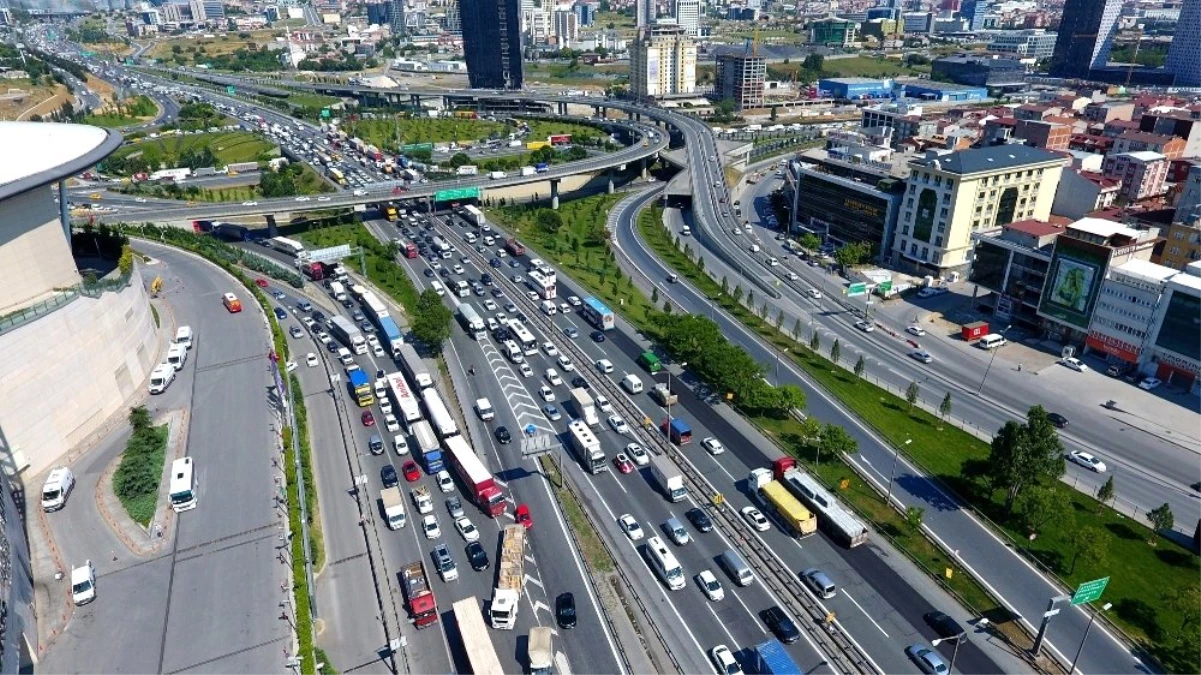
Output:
0,267,133,334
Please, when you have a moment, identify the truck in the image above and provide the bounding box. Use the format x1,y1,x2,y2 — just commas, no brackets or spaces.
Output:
412,485,433,514
649,382,677,407
504,238,525,257
457,165,479,176
398,343,434,389
444,436,506,516
489,525,526,629
753,639,802,675
226,161,258,174
454,598,505,675
462,205,486,227
488,171,506,180
535,162,550,173
520,166,536,176
347,369,375,407
637,351,662,373
378,316,403,356
300,261,324,281
330,315,367,354
458,304,486,340
386,372,423,425
475,398,495,421
748,468,817,537
650,454,686,502
422,387,459,439
568,420,605,474
385,204,399,221
528,627,553,675
401,561,439,628
329,280,348,302
569,388,598,426
410,420,443,473
662,417,692,445
381,486,406,529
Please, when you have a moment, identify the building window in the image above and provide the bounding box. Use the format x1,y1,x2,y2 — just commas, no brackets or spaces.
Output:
1171,246,1181,255
907,198,914,208
921,246,929,259
937,223,945,233
903,226,910,235
935,236,943,247
940,207,949,218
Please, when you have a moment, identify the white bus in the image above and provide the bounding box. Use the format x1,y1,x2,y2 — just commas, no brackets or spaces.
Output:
645,536,685,590
169,457,197,512
527,269,557,300
508,320,538,355
272,236,306,258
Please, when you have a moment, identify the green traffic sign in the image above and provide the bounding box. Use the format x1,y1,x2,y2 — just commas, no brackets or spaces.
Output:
1071,577,1110,606
434,187,481,202
226,85,236,95
402,143,434,152
877,280,893,293
321,108,331,118
847,282,867,297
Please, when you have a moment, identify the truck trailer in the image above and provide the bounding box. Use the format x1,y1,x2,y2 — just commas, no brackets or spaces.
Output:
569,388,598,426
489,525,526,629
381,486,406,529
748,468,817,537
444,436,505,517
568,420,605,474
650,455,686,502
753,639,801,675
330,316,367,354
662,418,692,445
398,343,434,389
410,420,443,473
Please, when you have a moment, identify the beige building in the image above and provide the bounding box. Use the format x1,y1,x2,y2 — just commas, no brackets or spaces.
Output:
629,24,696,99
892,145,1067,277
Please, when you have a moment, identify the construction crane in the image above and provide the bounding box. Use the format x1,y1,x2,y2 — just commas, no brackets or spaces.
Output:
743,25,760,56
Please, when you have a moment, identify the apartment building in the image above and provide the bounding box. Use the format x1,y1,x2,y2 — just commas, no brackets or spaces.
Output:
715,52,766,111
1101,151,1169,202
1144,261,1201,391
1111,131,1186,160
1052,170,1122,219
629,24,696,99
1086,259,1177,368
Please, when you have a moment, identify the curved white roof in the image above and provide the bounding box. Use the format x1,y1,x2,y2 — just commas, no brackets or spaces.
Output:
0,122,121,197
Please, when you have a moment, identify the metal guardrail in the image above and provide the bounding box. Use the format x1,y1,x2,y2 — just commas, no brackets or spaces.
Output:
0,268,133,334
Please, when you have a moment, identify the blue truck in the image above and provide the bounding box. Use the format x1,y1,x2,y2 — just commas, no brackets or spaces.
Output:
378,316,403,357
535,162,550,173
753,639,800,675
662,417,692,445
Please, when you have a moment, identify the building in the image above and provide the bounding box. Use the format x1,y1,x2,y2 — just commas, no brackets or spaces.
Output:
636,0,654,27
673,0,699,36
900,81,988,103
1051,170,1122,219
524,9,550,43
970,219,1067,329
1160,220,1201,270
1013,119,1071,151
1176,164,1201,224
988,29,1057,60
574,2,594,26
552,9,578,46
202,0,223,19
1166,0,1201,87
1112,131,1186,160
715,52,766,111
891,145,1067,276
1081,101,1134,124
931,56,1024,88
862,102,936,148
1144,262,1201,392
1138,108,1201,159
959,0,991,29
1048,0,1121,79
459,0,523,89
819,77,892,100
629,24,696,99
1102,151,1169,202
809,17,858,47
902,11,933,32
1084,258,1177,370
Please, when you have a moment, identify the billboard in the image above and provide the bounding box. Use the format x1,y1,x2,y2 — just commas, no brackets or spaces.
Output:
1037,239,1109,330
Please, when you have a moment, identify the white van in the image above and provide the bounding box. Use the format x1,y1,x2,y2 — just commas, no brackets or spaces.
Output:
978,334,1007,350
475,398,495,421
681,225,691,237
456,280,470,298
338,348,354,366
42,467,75,512
166,343,188,371
173,325,194,349
149,363,175,394
540,300,558,316
393,434,410,455
621,373,644,394
431,280,445,296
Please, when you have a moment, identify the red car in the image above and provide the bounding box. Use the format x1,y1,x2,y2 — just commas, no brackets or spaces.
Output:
361,410,376,427
515,504,533,529
402,460,421,482
255,278,269,288
613,454,634,474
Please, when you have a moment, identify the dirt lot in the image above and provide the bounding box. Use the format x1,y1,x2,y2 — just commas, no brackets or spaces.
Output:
146,30,285,60
0,81,68,121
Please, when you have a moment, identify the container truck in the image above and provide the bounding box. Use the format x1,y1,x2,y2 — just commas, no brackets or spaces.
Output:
662,418,692,445
753,639,801,675
453,598,505,675
330,315,367,354
748,468,817,537
457,165,479,176
535,163,550,173
504,238,525,256
650,383,677,407
488,171,506,180
520,166,536,176
410,420,443,473
462,205,486,227
422,388,459,439
386,372,423,425
458,304,486,340
444,436,505,516
401,561,439,628
775,458,868,547
398,343,434,389
568,420,605,474
569,388,598,426
489,525,526,629
650,455,686,502
381,486,407,529
347,369,375,407
378,316,403,356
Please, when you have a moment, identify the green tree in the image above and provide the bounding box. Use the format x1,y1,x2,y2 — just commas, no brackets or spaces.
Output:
732,285,743,303
819,423,857,457
830,339,841,363
939,392,952,421
535,209,563,233
1147,503,1175,543
802,53,825,73
1096,476,1115,511
759,300,768,320
904,506,924,534
448,152,472,167
792,317,803,341
1016,485,1067,535
799,233,821,252
697,256,705,272
834,241,873,268
809,332,820,352
128,405,151,430
410,289,454,351
1162,585,1201,639
652,286,659,304
797,416,822,449
905,381,920,410
747,289,755,307
985,406,1066,513
1067,525,1106,574
854,354,866,378
663,300,672,313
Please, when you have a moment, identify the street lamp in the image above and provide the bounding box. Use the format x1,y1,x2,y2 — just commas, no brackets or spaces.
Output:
977,324,1011,394
886,438,911,507
1070,602,1112,674
931,634,965,673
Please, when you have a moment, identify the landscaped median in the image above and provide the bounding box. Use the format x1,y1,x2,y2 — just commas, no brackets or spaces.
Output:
112,405,169,526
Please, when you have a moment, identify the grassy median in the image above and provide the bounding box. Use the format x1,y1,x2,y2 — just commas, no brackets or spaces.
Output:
113,406,168,527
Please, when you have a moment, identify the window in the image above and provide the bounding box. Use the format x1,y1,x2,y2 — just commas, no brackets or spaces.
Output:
940,207,949,218
1171,246,1181,255
935,236,943,247
910,242,918,256
907,198,914,208
921,246,929,259
937,223,946,233
902,226,910,235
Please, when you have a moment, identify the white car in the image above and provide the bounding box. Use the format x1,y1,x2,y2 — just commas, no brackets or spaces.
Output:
353,189,367,196
608,414,630,434
539,385,556,402
380,399,394,415
519,363,534,378
454,516,480,542
787,272,799,281
294,196,310,202
806,288,822,300
710,645,742,675
367,335,381,348
618,514,644,541
741,506,770,532
436,470,455,493
701,437,725,455
483,299,498,311
545,369,563,387
1139,377,1162,390
542,341,559,357
854,320,875,333
373,344,386,358
71,560,97,605
596,394,613,413
422,514,441,539
1067,450,1107,473
318,196,331,202
906,325,927,337
909,349,933,364
305,352,319,368
557,355,575,372
626,443,650,466
384,414,400,432
241,200,258,206
697,569,724,601
568,295,582,307
1060,357,1088,372
596,359,614,374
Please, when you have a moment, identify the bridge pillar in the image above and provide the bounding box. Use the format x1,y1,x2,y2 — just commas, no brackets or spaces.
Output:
58,181,70,240
550,178,560,210
411,93,421,108
607,177,615,194
640,158,648,179
558,102,568,116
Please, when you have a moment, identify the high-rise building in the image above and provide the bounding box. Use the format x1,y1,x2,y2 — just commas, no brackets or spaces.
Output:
959,0,991,29
1049,0,1121,79
367,1,388,24
636,0,655,28
574,2,594,26
552,9,578,46
202,0,223,19
629,24,696,99
459,0,523,89
989,28,1057,60
444,2,461,34
715,52,766,110
524,9,550,43
188,0,206,22
673,0,700,36
1166,0,1201,87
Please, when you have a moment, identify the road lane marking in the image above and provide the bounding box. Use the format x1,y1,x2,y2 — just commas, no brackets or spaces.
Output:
841,589,889,638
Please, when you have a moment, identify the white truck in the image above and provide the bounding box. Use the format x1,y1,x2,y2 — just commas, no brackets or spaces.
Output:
412,485,433,514
457,165,479,176
490,524,526,629
329,280,348,302
570,388,598,426
475,398,495,421
650,454,687,502
489,171,506,179
381,486,407,529
520,166,536,176
568,420,605,474
528,627,553,675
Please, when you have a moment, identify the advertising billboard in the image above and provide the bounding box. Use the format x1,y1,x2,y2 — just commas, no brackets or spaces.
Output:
1037,239,1109,330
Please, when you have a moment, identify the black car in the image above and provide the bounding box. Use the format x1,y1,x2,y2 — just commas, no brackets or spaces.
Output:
571,376,589,389
352,310,365,322
516,312,529,323
424,268,435,278
924,611,966,640
762,606,800,644
312,311,326,324
273,306,288,320
360,320,376,334
494,326,512,342
381,464,398,488
495,426,512,444
591,331,606,343
686,508,713,533
556,592,577,629
1047,413,1069,429
325,340,340,353
490,258,502,268
439,268,451,278
466,541,489,571
481,273,493,286
340,298,354,308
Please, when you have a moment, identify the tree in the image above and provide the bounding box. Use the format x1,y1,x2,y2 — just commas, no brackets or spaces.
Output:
802,53,825,73
1066,525,1106,574
697,256,705,272
770,105,778,121
721,276,729,295
854,355,866,378
809,332,820,352
663,300,673,313
834,241,874,268
1095,476,1114,511
799,233,821,253
939,392,952,421
905,381,920,410
410,289,454,351
819,423,858,458
985,406,1066,513
1147,503,1175,543
732,285,743,303
747,289,755,307
759,300,768,320
792,317,803,341
651,286,659,304
797,416,822,450
905,506,924,534
1162,585,1201,639
448,152,472,167
1016,485,1067,535
830,339,841,363
128,405,151,430
535,209,563,233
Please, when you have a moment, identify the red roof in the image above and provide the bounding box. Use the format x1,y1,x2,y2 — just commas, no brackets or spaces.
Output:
1107,119,1143,130
988,117,1017,127
1005,219,1069,237
1079,170,1122,189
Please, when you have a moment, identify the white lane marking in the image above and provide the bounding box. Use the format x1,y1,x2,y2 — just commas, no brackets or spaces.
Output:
841,589,889,638
705,602,739,646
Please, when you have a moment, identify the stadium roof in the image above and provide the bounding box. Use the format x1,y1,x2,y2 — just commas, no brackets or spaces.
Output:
0,122,123,201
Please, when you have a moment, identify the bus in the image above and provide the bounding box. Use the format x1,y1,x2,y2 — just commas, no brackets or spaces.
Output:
581,296,615,331
452,598,504,675
508,320,538,355
169,457,197,512
645,536,685,590
223,292,242,313
328,167,347,186
272,237,306,258
527,269,556,300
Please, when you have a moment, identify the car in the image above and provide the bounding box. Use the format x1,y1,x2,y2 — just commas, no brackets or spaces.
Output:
697,569,724,601
542,341,559,357
588,330,607,343
923,611,966,640
741,506,770,531
539,385,557,402
515,503,533,529
71,560,97,605
608,414,629,434
436,469,455,492
273,307,288,320
618,514,644,540
381,464,398,488
295,196,310,202
454,516,479,542
318,196,331,202
568,296,582,307
422,514,441,540
466,541,489,570
452,264,464,275
556,592,577,629
1067,450,1107,473
511,274,524,284
906,325,927,336
544,404,562,421
906,645,950,675
545,369,563,387
710,645,743,675
241,200,258,206
402,460,421,482
564,326,579,339
910,349,934,364
854,319,875,333
379,399,394,415
800,568,837,599
384,414,400,432
701,437,725,455
504,302,518,314
613,454,634,474
595,359,614,374
787,272,799,281
762,606,801,644
1139,377,1162,390
255,278,269,288
432,543,458,581
519,363,534,377
557,355,575,372
361,411,376,427
1060,357,1088,372
305,352,319,367
807,288,823,300
483,299,498,311
495,426,511,444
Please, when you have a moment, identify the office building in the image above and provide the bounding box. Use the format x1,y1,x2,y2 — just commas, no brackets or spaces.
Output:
574,2,594,26
636,0,654,27
552,9,579,46
809,17,858,46
444,2,461,34
1048,0,1121,79
970,219,1066,330
524,9,550,43
931,56,1024,88
460,0,523,89
899,80,988,102
988,29,1057,60
202,0,223,18
1144,261,1201,392
715,52,766,110
891,145,1067,276
673,0,700,36
902,11,933,32
1166,0,1201,87
959,0,991,29
629,24,696,99
1087,259,1178,369
1102,151,1169,202
367,1,388,24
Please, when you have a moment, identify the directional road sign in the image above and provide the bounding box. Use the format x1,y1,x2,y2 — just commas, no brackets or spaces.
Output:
1071,577,1110,606
846,282,867,297
434,187,481,202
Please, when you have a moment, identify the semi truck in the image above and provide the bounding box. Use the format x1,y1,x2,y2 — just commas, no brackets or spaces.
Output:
753,639,802,675
457,304,486,340
457,165,478,176
378,316,403,356
347,369,374,407
422,388,459,439
453,598,505,675
650,383,678,407
528,627,553,675
401,561,439,628
650,454,686,502
520,166,536,177
568,420,605,474
490,525,526,629
662,418,692,445
463,205,486,227
570,388,598,426
386,372,423,425
444,436,505,517
300,261,324,281
410,420,443,473
381,486,406,529
330,316,367,354
398,343,434,389
504,238,525,257
748,468,817,538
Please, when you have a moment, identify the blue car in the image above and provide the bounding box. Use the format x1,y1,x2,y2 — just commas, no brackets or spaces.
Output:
273,307,287,320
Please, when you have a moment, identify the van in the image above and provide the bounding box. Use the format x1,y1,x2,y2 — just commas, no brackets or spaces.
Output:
750,244,761,253
977,334,1007,350
393,434,410,455
166,344,188,371
42,467,75,512
149,363,175,394
173,325,193,349
718,549,755,586
431,281,445,297
475,398,495,421
667,273,679,284
369,434,384,455
664,517,690,545
338,348,354,366
456,280,469,298
681,225,691,237
621,373,644,394
541,300,558,316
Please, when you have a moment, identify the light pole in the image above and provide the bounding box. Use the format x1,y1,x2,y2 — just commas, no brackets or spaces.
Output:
886,438,911,507
1070,602,1112,674
658,362,685,430
931,634,965,674
775,348,788,384
977,324,1011,394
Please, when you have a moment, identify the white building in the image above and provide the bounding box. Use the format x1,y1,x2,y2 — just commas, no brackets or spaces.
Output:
552,9,579,46
629,24,696,99
673,0,700,36
524,8,551,43
989,29,1058,60
1086,259,1176,371
1144,261,1201,392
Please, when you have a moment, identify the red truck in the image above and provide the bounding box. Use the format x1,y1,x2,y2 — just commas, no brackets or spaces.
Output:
444,436,506,517
401,561,439,628
505,238,526,257
300,262,324,281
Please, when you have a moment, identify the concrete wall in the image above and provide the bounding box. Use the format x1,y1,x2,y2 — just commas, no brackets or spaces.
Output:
0,191,81,315
0,264,159,478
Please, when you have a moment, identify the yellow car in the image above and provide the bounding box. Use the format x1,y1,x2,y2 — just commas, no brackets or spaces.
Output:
89,192,102,199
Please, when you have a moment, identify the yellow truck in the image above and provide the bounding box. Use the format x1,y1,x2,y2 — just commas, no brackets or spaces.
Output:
749,468,817,537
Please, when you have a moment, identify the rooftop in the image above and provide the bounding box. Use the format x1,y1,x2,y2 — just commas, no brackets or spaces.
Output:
1069,216,1142,240
912,144,1066,175
902,80,986,92
0,122,123,201
1113,258,1181,284
1118,150,1168,162
1006,219,1069,237
821,77,891,84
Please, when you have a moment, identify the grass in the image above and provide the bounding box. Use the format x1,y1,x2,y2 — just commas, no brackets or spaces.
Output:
112,421,168,527
344,116,604,152
297,222,420,313
807,55,931,79
539,455,614,573
116,131,275,168
147,30,283,60
287,91,341,110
